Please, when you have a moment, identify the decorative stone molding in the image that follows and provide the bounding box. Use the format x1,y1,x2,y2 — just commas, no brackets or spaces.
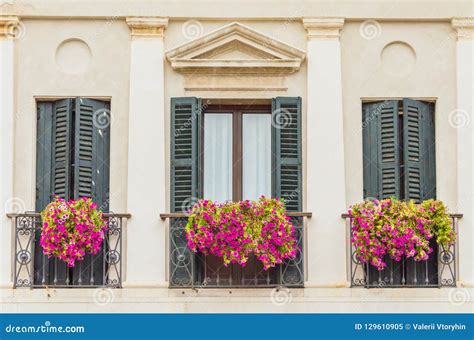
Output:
302,17,344,41
165,22,305,75
452,17,474,41
126,17,168,37
0,16,20,39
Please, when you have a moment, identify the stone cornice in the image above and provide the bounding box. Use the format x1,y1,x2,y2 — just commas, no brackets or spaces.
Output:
302,17,345,41
126,17,168,37
452,17,474,41
0,16,20,39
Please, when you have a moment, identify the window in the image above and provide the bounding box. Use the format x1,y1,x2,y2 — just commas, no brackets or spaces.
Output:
362,98,437,286
169,97,303,288
35,98,110,286
203,106,272,202
201,106,273,286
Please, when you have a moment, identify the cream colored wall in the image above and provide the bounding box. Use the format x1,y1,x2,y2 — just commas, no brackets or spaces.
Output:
6,0,472,19
341,21,458,208
14,19,131,213
1,5,472,312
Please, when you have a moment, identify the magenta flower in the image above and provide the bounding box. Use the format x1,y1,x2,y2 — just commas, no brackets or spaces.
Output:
40,196,107,267
350,198,455,271
185,197,298,270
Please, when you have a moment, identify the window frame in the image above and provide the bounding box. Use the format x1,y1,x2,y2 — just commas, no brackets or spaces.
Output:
201,104,272,202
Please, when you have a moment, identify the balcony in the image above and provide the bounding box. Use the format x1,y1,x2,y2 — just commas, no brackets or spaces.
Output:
160,211,311,288
9,212,130,288
342,213,462,288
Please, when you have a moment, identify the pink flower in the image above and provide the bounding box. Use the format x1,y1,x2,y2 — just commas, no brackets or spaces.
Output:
40,197,107,267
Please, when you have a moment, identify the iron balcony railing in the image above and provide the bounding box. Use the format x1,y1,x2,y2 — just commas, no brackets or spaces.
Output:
342,213,462,288
160,211,311,288
8,212,130,288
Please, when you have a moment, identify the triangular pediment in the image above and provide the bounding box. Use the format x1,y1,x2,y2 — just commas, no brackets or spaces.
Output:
166,22,305,74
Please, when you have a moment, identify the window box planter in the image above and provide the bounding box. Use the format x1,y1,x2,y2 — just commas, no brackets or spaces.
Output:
343,198,461,288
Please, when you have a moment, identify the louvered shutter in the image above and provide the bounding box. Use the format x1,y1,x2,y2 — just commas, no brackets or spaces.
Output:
36,102,54,211
272,97,303,287
272,97,302,211
363,99,437,286
35,102,56,285
74,98,110,210
35,99,74,286
402,98,436,202
51,99,73,199
73,98,110,285
169,97,201,287
363,101,400,285
362,100,400,199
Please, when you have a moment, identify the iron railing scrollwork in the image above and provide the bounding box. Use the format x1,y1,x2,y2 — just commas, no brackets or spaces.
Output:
164,212,310,288
9,212,130,288
342,213,462,288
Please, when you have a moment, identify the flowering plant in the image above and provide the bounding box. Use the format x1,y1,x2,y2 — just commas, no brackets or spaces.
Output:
40,197,107,267
350,198,455,271
185,197,297,270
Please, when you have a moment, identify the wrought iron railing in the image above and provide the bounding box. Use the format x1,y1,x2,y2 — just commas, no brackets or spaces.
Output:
161,212,311,288
342,213,462,288
8,212,130,288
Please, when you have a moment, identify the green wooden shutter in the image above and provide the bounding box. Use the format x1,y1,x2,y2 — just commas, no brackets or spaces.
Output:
73,98,110,285
170,97,202,212
51,99,73,200
36,102,54,211
36,98,110,286
170,97,201,287
35,99,74,286
402,98,436,202
362,100,400,199
35,102,56,286
271,97,302,211
272,97,303,287
74,98,111,210
402,99,437,284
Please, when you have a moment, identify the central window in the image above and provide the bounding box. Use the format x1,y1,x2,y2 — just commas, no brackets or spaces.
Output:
201,105,275,286
169,96,303,288
203,105,271,202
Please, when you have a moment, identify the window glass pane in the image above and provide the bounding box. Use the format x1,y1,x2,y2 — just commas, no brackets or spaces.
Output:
243,114,271,200
204,114,232,202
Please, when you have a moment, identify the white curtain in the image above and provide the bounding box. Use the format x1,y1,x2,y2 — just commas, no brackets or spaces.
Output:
204,114,232,202
242,114,271,200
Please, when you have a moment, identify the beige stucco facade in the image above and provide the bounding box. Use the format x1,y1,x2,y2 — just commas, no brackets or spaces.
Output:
0,0,473,313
